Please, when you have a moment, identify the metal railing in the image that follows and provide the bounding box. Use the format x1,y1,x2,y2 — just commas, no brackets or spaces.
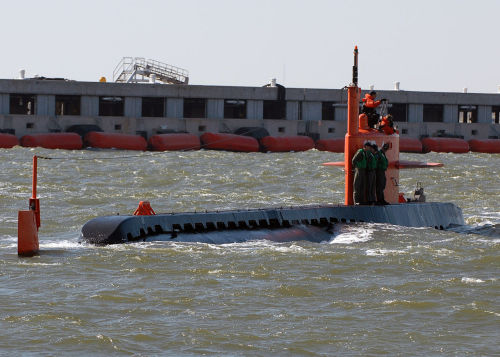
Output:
113,57,189,85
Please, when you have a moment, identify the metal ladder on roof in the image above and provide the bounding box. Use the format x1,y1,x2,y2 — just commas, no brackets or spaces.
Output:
113,57,189,85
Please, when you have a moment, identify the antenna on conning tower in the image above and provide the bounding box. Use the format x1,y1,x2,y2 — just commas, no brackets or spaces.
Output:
352,46,358,86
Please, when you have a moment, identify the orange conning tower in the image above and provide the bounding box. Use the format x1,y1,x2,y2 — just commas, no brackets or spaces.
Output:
344,46,400,205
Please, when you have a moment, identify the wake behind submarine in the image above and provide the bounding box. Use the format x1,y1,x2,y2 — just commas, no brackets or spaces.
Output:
78,47,464,245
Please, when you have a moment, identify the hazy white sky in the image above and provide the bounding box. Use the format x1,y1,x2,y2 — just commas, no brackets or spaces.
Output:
1,0,499,93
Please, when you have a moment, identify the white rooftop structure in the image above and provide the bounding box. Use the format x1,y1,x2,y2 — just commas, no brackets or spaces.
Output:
113,57,189,85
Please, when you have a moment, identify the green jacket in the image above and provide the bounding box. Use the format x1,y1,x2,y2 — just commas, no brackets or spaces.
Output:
375,150,389,170
352,148,367,169
367,151,377,170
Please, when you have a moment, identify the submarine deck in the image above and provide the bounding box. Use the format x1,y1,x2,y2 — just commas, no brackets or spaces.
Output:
81,202,464,245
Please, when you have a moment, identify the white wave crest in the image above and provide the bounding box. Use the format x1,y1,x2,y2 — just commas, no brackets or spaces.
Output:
365,248,406,256
330,225,374,244
461,277,485,284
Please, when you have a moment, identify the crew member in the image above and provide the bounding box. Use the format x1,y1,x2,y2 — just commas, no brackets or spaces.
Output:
352,141,371,205
366,142,378,205
379,114,397,135
361,91,386,128
375,142,390,205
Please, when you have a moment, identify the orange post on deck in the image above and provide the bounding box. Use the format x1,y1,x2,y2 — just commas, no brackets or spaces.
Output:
18,155,40,256
134,201,156,216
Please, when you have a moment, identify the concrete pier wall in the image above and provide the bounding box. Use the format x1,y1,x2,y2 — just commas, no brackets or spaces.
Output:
0,79,499,139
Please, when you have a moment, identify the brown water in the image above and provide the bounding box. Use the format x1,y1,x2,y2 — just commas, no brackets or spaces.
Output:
1,148,499,356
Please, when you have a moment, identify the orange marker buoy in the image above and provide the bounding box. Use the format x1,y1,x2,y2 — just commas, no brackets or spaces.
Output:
133,201,156,216
18,156,40,256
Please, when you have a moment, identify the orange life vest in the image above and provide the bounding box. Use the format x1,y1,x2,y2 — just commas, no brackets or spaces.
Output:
362,93,381,108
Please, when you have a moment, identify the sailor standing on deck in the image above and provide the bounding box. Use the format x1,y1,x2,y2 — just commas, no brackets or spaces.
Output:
375,142,390,205
366,142,378,205
352,141,371,205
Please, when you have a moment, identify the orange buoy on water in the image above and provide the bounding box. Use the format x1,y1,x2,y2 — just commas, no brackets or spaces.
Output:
149,133,201,151
260,136,315,152
84,132,147,151
18,156,40,256
421,137,469,153
20,133,83,150
0,133,19,148
315,138,345,152
468,139,500,153
200,132,259,152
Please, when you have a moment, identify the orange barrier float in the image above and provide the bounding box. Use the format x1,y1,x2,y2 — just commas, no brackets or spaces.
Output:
421,137,469,153
0,133,19,148
84,132,147,151
200,132,259,152
468,139,500,153
149,133,201,151
315,138,345,152
20,133,83,150
260,136,315,152
399,137,423,153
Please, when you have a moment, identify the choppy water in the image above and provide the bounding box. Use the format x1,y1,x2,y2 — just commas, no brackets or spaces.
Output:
0,147,499,356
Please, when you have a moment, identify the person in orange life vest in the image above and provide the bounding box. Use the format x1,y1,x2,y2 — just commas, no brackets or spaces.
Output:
379,114,397,135
362,91,386,128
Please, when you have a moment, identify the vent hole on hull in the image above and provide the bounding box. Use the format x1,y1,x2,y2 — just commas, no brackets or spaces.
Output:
195,223,205,231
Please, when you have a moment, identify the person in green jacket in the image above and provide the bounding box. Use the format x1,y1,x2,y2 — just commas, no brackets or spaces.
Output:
366,142,378,205
352,141,371,205
375,142,390,205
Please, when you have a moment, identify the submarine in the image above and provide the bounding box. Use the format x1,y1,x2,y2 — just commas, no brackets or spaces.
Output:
17,47,465,254
78,47,464,245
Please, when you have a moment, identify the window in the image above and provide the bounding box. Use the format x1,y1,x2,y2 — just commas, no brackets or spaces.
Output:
423,104,443,122
322,102,335,121
263,100,286,119
99,97,124,116
10,94,36,115
491,106,500,124
142,97,164,117
224,99,246,119
388,103,407,122
184,98,206,118
56,95,81,115
458,105,477,123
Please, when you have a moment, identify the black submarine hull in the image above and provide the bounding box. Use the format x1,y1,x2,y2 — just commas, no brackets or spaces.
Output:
81,202,464,245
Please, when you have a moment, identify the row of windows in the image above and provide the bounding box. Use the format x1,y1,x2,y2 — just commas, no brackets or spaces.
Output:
7,94,500,123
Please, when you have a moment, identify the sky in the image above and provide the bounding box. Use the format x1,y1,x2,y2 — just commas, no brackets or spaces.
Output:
1,0,499,93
